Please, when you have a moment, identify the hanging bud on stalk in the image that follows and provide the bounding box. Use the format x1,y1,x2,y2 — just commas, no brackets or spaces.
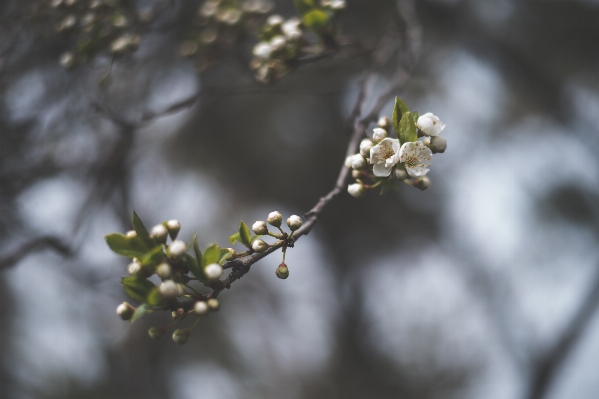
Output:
172,328,190,345
166,219,181,239
194,301,209,316
148,326,166,340
116,302,135,320
207,298,220,311
276,262,289,279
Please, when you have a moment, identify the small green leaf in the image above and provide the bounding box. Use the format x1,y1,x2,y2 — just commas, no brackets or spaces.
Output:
229,232,242,245
130,303,153,323
132,211,156,249
399,111,418,144
392,97,410,137
105,233,148,258
122,276,157,303
219,249,232,265
202,243,221,267
294,0,316,15
412,111,419,125
303,9,329,34
193,234,203,266
184,253,206,282
139,245,165,267
250,234,262,243
238,221,252,248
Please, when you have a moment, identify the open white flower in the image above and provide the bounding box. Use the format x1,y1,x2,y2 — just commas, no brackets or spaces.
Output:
399,141,432,177
369,138,400,177
417,113,445,136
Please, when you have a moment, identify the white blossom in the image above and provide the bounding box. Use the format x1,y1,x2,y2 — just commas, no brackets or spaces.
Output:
287,215,302,231
194,301,209,315
156,263,172,279
159,280,180,297
127,261,142,276
399,141,433,177
252,42,272,59
369,138,400,177
151,224,168,242
252,221,268,235
372,127,387,141
252,239,268,253
417,113,446,136
267,14,284,26
125,230,137,238
359,139,373,157
349,154,366,170
270,35,286,51
205,263,224,280
348,183,364,198
282,18,302,41
169,239,187,256
267,211,283,227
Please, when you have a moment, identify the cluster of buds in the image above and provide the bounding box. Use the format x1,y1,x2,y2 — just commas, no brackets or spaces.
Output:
346,97,447,197
180,0,274,72
250,0,345,84
247,211,301,279
37,0,145,69
107,210,303,344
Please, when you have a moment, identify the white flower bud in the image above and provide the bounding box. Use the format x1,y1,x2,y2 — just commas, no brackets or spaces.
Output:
60,15,77,30
267,14,284,26
110,36,131,53
169,239,187,257
351,170,361,179
349,154,366,170
156,263,172,279
413,176,431,191
200,1,217,17
194,301,209,315
205,263,223,281
113,14,128,28
59,52,75,68
207,298,220,311
252,42,272,60
125,230,137,238
359,139,373,157
372,128,388,141
127,261,142,276
116,302,134,320
270,35,286,52
159,280,179,298
330,0,346,10
151,224,168,244
429,136,447,154
275,262,289,279
420,136,431,147
172,328,190,345
417,113,446,136
286,215,302,231
252,239,268,253
345,156,353,169
394,165,408,181
166,219,181,239
347,183,365,198
267,211,283,227
252,221,268,235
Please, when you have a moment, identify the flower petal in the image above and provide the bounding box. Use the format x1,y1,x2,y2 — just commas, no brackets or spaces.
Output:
373,162,392,177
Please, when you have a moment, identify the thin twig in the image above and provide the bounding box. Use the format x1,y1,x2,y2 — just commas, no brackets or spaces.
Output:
0,236,73,271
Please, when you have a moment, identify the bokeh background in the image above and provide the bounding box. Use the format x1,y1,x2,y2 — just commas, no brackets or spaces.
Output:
2,0,599,398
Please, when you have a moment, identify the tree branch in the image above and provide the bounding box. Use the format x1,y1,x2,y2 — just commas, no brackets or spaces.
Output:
0,235,73,271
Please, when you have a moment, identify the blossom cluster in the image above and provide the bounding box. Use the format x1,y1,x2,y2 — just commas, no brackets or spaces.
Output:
179,0,274,72
346,97,447,197
250,0,345,83
35,0,146,69
107,210,302,344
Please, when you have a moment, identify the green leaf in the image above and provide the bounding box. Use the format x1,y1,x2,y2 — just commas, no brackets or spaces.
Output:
147,288,165,307
392,97,410,137
122,276,157,303
219,249,232,265
229,232,242,245
238,221,252,248
193,234,203,266
184,253,206,282
399,111,418,145
294,0,316,15
303,9,329,34
250,234,262,243
139,245,165,267
412,111,419,124
132,211,156,249
130,303,153,323
105,233,148,258
202,243,221,267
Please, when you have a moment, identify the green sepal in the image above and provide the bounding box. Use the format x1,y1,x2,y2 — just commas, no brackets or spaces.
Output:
105,233,149,259
238,221,252,248
132,211,156,249
229,232,242,245
202,243,222,267
392,97,410,138
379,178,398,196
130,303,153,323
122,276,158,304
219,249,233,264
184,252,206,282
302,9,329,34
399,111,418,144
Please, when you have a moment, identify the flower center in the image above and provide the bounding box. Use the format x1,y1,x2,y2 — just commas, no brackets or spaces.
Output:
379,144,395,160
404,153,420,168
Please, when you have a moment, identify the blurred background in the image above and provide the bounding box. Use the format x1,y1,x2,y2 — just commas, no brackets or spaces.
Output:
2,0,599,398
